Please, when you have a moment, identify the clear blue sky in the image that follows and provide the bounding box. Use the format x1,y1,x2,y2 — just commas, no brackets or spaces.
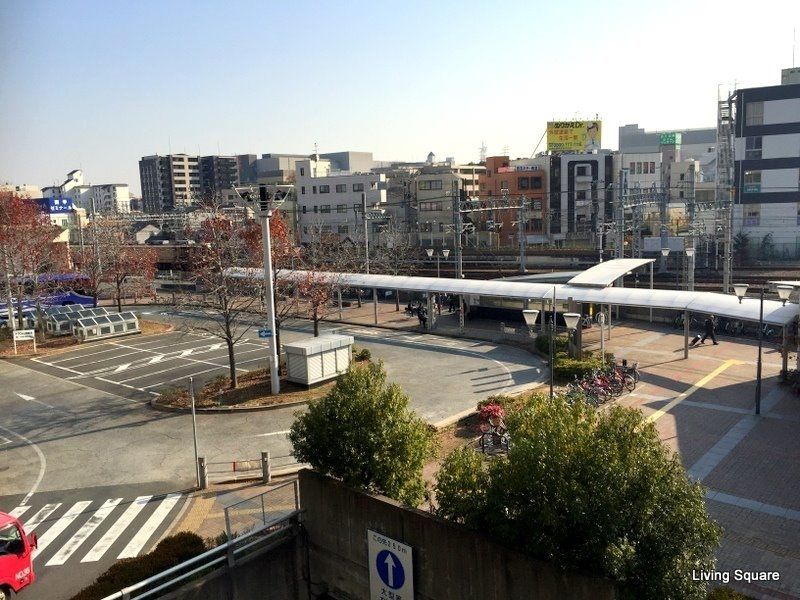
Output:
1,0,797,194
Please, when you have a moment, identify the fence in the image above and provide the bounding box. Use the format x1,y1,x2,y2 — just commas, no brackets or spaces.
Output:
224,480,300,541
202,452,303,487
99,511,299,600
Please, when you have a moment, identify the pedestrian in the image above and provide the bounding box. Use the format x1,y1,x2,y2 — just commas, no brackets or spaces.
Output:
700,315,718,345
420,307,428,329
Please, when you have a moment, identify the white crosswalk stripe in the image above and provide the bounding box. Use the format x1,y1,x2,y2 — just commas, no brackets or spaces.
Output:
118,493,181,559
23,503,61,532
33,501,92,558
81,495,151,563
4,494,183,567
46,498,122,566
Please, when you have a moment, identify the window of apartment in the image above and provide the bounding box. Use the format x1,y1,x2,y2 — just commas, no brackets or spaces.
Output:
679,191,685,199
336,204,347,213
649,161,656,174
532,177,543,189
338,225,349,235
518,177,530,189
745,136,762,160
629,162,636,172
313,206,318,213
300,167,305,177
500,181,508,190
418,180,443,191
353,183,364,192
371,181,378,190
636,162,642,174
335,184,346,193
576,166,588,176
532,219,543,231
745,101,764,126
301,205,307,214
744,170,762,192
680,173,685,181
419,201,443,211
576,190,587,201
532,200,542,210
321,225,331,233
319,185,330,194
301,186,306,195
312,185,317,194
320,205,331,213
744,207,760,227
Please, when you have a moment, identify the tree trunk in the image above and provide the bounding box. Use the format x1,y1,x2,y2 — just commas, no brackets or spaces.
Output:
16,283,25,329
116,279,123,312
313,307,319,337
395,289,400,311
227,338,238,388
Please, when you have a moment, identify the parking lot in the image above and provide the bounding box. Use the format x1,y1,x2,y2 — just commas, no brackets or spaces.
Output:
26,331,269,400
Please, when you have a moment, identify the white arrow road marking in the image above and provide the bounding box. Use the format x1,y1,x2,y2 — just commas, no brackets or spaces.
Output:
23,504,61,532
179,349,194,358
9,506,32,519
117,493,181,559
209,343,222,351
34,501,92,558
14,393,55,409
47,498,122,566
82,495,151,563
113,363,131,374
147,355,165,364
253,430,291,437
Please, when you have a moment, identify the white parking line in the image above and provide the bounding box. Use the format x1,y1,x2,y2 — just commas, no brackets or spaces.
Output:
66,336,217,369
141,356,265,389
106,340,251,370
118,348,264,384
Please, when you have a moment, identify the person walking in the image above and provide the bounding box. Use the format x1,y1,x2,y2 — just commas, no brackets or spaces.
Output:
700,315,718,345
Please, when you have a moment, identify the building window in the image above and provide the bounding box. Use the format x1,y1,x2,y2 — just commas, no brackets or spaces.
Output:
629,162,635,172
532,200,542,210
321,225,331,233
576,166,588,176
518,177,530,189
353,183,364,192
338,225,349,234
335,184,346,193
438,222,445,232
313,206,318,213
312,186,317,194
419,201,443,211
319,185,330,194
532,218,543,231
745,136,762,160
744,207,760,227
337,204,347,213
576,190,587,201
301,186,306,195
679,191,685,199
500,181,508,190
649,161,656,174
532,177,543,189
300,167,305,176
418,180,443,191
320,205,331,213
745,101,764,126
797,203,800,226
680,173,685,181
743,170,762,193
636,162,642,174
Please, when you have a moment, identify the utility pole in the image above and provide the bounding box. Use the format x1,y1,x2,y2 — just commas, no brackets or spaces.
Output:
453,182,463,280
518,195,527,273
616,171,626,259
722,188,733,294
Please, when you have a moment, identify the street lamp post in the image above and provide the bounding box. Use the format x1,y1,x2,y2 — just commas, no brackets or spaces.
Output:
660,246,670,275
426,248,450,278
523,300,580,402
597,310,606,363
734,283,766,415
686,247,696,291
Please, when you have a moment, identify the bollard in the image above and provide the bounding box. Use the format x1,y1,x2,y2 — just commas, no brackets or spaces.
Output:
262,451,272,484
198,456,208,490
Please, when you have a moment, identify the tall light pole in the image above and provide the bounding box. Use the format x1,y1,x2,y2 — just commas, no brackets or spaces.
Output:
733,283,763,415
686,247,696,291
426,247,449,277
361,192,370,274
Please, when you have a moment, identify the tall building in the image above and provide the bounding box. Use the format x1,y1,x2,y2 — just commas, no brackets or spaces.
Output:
200,155,239,198
295,157,386,243
139,154,200,212
619,123,716,162
41,169,130,214
732,74,800,255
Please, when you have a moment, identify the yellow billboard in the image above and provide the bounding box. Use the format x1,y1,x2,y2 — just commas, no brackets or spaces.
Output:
546,120,602,152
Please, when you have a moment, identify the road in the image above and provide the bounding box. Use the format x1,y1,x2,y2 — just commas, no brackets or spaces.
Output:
0,308,544,598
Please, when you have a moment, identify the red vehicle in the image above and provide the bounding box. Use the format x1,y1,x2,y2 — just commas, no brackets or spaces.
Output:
0,512,37,599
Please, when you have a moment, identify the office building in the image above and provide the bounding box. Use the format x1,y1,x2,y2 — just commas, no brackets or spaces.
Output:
200,156,239,198
139,154,200,212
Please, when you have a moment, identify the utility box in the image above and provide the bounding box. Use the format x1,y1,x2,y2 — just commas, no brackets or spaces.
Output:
284,334,354,386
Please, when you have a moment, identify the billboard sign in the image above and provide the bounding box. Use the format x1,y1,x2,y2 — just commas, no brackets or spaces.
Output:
547,120,602,152
659,132,682,146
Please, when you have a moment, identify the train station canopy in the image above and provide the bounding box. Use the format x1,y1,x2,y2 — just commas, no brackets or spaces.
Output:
566,258,655,287
226,263,800,327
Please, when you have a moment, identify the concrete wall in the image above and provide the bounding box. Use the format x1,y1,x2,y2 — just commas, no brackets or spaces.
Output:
161,534,302,600
299,469,616,600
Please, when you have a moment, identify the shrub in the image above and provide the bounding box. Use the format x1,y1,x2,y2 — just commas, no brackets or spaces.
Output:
69,532,207,600
435,395,721,599
707,588,754,600
478,402,505,423
533,334,568,355
552,351,603,380
290,361,435,506
355,347,371,361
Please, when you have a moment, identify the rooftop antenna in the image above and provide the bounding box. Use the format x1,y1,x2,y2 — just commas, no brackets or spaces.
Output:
479,141,487,163
314,142,319,161
502,144,510,157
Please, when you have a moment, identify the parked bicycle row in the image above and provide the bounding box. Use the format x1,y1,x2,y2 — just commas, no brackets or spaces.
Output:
565,360,640,406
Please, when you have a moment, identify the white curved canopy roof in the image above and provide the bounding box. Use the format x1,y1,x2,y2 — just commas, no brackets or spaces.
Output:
226,266,799,326
567,258,655,287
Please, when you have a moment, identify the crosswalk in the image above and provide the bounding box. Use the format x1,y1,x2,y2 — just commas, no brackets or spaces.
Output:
3,494,183,567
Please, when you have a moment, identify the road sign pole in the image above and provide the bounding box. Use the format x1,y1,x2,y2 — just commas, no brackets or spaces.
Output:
189,377,200,489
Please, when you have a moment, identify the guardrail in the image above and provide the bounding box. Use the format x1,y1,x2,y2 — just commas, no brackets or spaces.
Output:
99,511,300,600
224,480,300,540
203,453,303,487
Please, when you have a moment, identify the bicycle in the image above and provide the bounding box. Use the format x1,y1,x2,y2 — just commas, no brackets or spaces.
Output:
615,359,640,384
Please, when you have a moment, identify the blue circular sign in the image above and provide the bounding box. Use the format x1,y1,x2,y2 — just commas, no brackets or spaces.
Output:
375,549,404,589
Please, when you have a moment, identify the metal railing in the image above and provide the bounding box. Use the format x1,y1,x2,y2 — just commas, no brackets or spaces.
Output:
224,480,300,540
99,511,299,600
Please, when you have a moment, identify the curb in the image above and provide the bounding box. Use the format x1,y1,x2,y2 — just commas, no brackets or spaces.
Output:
149,397,310,414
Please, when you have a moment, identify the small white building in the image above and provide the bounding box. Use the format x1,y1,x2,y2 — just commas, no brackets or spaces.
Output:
42,170,131,214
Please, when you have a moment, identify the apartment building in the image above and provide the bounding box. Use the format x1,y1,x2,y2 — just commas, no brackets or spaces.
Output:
295,158,386,243
42,169,130,214
732,74,800,256
139,154,201,212
200,156,239,197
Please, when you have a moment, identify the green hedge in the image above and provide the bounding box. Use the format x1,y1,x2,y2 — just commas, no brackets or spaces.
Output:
533,334,568,355
68,532,207,600
552,351,603,380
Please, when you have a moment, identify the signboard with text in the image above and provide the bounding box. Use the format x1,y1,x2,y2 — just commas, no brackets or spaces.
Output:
547,120,602,152
367,530,414,600
659,132,682,146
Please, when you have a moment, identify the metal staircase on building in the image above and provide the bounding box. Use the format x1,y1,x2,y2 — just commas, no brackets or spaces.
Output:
716,93,736,292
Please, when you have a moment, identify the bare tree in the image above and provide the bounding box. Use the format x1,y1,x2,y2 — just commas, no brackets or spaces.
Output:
183,199,262,388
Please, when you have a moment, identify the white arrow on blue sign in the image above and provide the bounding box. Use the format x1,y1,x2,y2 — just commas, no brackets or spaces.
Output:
258,329,272,338
367,530,413,600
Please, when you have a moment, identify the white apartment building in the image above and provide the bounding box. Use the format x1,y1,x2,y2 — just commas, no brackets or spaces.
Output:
42,169,131,213
295,158,386,243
